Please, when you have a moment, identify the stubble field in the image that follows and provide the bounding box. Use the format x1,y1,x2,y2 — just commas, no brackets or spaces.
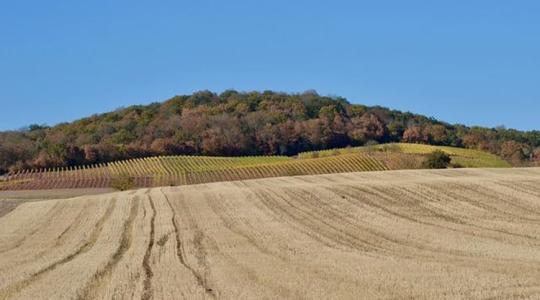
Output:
1,168,540,299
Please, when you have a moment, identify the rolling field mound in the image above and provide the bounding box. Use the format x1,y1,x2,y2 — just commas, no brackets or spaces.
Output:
1,168,540,299
0,143,509,191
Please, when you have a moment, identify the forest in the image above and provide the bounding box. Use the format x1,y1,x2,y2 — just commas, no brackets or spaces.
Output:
1,90,539,174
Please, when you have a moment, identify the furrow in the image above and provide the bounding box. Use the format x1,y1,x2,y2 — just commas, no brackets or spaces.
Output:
77,196,140,300
141,195,156,300
0,198,117,300
161,189,217,298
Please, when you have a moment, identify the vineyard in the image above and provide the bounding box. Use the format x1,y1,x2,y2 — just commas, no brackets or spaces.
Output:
1,168,540,298
1,153,388,190
300,143,511,168
0,143,512,191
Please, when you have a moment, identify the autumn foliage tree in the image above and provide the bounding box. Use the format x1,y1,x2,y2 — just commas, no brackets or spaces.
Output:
403,126,429,144
0,90,538,174
348,113,387,144
500,141,526,165
533,148,540,165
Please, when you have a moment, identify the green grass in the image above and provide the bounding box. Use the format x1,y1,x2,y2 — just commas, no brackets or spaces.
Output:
298,143,511,168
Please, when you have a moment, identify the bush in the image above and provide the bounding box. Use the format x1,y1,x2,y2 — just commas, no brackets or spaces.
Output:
110,175,135,191
423,150,451,169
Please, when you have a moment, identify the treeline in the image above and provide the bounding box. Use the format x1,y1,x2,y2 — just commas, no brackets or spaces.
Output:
1,90,539,174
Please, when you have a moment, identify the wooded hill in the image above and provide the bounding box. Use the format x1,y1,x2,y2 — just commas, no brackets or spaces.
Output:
1,90,539,174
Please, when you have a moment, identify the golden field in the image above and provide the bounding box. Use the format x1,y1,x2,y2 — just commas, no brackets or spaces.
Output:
1,168,540,299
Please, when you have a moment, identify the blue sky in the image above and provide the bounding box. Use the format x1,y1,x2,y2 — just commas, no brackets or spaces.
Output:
0,0,538,131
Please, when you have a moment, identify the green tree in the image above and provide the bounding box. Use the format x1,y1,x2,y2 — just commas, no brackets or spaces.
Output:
423,150,451,169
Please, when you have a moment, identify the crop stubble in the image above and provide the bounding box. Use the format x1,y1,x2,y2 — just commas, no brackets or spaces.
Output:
0,168,539,299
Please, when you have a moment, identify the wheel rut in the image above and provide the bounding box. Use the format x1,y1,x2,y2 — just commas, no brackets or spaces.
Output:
77,196,140,300
141,194,156,300
161,189,216,298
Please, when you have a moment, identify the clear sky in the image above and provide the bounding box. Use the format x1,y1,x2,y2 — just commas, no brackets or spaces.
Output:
0,0,539,131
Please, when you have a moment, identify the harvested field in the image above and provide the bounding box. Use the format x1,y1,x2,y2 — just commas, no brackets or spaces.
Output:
0,188,115,200
0,200,20,218
1,168,540,299
0,189,116,218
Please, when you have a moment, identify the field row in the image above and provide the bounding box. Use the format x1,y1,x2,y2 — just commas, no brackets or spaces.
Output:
0,143,511,191
1,153,387,190
299,143,511,168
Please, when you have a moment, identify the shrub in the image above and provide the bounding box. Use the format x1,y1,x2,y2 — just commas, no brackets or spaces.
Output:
110,174,135,191
422,150,451,169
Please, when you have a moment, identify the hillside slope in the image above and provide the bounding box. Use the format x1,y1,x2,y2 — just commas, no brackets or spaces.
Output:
1,168,540,299
301,143,511,168
1,152,388,190
1,90,539,174
0,144,509,191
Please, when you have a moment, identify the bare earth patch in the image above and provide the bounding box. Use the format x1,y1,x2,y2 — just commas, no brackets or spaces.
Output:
0,168,539,299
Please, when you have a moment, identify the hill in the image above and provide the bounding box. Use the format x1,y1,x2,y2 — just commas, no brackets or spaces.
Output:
301,143,511,168
1,90,539,175
0,144,510,190
1,168,540,299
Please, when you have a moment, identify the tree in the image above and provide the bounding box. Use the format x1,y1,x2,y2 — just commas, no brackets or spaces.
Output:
201,115,250,155
150,138,180,155
533,148,540,165
425,124,448,145
403,126,429,144
1,90,540,174
348,113,387,144
83,145,99,163
500,141,525,165
423,150,451,169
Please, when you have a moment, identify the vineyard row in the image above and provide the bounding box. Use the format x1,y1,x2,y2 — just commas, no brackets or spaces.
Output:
0,154,387,190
